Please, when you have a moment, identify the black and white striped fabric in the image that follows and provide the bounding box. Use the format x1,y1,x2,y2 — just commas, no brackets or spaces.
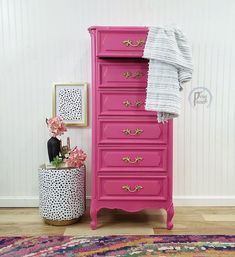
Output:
143,26,193,123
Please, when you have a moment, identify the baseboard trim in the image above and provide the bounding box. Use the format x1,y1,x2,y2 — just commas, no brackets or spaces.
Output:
0,196,234,207
174,196,235,206
0,196,39,207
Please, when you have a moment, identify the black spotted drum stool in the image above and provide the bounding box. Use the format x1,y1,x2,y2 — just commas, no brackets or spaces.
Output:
38,164,86,225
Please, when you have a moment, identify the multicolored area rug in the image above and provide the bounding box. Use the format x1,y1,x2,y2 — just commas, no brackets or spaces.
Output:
0,235,234,257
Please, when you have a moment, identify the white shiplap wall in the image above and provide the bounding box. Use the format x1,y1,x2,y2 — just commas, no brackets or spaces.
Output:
0,0,234,206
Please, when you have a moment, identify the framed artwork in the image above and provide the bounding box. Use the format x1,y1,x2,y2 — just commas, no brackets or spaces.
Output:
53,83,88,127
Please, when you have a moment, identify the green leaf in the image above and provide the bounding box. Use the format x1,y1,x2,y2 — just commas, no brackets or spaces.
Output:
51,155,64,168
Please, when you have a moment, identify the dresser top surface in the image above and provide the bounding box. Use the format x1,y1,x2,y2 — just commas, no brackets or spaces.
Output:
88,26,148,32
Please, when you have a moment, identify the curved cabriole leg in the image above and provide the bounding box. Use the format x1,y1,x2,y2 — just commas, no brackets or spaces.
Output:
166,203,174,230
90,207,97,230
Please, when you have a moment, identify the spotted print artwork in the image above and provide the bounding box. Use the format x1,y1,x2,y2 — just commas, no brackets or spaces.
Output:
58,88,82,121
38,166,86,221
53,83,88,126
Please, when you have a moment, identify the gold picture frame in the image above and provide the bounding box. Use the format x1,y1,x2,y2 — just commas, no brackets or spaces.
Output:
52,83,88,127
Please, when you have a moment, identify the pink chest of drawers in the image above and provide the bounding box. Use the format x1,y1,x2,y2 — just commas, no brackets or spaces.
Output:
88,26,174,230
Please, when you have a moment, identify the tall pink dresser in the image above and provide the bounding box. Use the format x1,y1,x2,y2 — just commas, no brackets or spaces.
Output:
88,26,174,230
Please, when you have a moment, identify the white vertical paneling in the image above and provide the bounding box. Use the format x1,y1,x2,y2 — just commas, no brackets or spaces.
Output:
0,0,234,206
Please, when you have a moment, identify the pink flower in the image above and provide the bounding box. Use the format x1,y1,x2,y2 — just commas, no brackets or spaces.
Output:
65,147,87,168
46,116,67,137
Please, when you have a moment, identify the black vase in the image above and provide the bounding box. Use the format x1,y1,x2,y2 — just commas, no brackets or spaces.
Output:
47,137,61,162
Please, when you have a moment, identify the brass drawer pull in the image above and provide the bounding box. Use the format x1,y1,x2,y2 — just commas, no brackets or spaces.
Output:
133,71,144,79
123,100,144,108
135,100,143,107
122,156,143,164
122,128,143,136
122,39,145,47
123,71,132,78
123,71,143,79
122,185,143,193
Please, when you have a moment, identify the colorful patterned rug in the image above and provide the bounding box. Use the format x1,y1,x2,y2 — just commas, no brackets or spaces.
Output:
0,235,234,257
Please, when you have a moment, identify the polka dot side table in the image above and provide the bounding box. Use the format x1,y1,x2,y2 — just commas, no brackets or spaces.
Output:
38,164,86,225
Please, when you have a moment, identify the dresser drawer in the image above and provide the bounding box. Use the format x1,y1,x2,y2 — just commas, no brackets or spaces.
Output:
96,28,148,57
97,59,148,88
98,120,167,144
98,90,156,116
98,176,168,200
98,147,167,173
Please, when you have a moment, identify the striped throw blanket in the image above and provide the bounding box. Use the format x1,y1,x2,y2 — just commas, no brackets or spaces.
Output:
143,27,193,123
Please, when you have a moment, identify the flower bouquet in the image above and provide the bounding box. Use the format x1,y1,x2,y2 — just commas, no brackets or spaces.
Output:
46,116,67,163
46,116,87,168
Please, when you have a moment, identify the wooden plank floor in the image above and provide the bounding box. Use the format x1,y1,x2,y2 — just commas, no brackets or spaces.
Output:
0,207,234,236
